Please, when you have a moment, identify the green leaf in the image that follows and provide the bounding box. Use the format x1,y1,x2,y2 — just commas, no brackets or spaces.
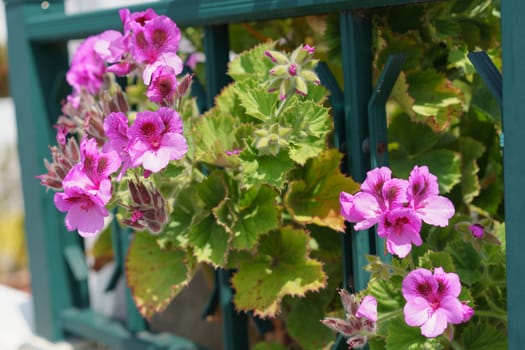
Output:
285,149,360,231
459,136,485,204
230,185,280,250
286,293,334,350
228,42,275,81
281,99,332,165
126,232,194,319
385,317,444,350
192,113,238,167
388,113,441,155
188,214,231,267
391,149,461,194
159,186,198,248
196,170,228,210
232,226,326,317
239,149,295,189
235,80,276,122
252,342,288,350
461,323,507,350
446,240,482,286
391,72,416,119
407,69,462,132
418,250,456,272
214,83,247,121
367,278,404,314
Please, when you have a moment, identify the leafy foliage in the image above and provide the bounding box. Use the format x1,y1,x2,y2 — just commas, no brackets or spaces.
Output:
75,0,505,348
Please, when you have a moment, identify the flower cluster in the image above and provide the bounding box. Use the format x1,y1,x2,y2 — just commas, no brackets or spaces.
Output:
402,267,473,338
321,290,378,349
67,8,185,106
340,166,455,258
39,9,189,237
265,44,321,100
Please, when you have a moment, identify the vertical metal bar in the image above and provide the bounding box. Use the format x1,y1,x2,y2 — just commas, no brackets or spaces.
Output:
368,54,406,262
204,24,249,350
340,10,373,292
502,2,525,349
204,24,231,109
4,0,76,341
467,51,502,107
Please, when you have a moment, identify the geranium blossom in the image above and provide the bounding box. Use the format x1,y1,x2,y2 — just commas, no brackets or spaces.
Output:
407,166,455,227
378,208,422,258
66,34,106,94
340,166,455,258
402,267,468,338
146,65,177,104
54,138,120,237
128,107,187,172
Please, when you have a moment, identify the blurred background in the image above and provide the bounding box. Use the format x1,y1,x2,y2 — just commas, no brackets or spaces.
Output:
0,0,26,292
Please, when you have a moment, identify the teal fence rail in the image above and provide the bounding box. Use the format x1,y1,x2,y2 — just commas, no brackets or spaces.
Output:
4,0,524,349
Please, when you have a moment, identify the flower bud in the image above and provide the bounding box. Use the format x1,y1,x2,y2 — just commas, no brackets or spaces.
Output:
300,69,321,85
294,76,308,96
264,50,289,65
125,180,168,234
269,65,288,76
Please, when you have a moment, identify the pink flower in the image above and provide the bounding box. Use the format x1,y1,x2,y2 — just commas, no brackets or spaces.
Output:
461,302,474,322
79,137,121,185
128,15,181,64
355,295,378,322
53,137,120,237
378,208,422,258
128,108,187,172
340,165,455,258
402,267,465,338
468,224,484,238
54,166,111,237
94,30,125,63
143,52,183,85
66,35,107,94
119,8,157,35
408,166,455,227
146,65,177,104
103,112,131,178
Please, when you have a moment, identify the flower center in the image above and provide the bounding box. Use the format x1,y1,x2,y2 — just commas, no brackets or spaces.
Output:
152,29,167,48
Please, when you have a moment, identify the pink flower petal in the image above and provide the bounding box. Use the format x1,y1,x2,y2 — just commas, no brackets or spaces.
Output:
420,309,448,338
415,195,455,227
356,295,378,322
439,295,464,324
404,297,431,327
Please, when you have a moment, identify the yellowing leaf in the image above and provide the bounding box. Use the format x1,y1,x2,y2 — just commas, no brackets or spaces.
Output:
232,227,326,318
285,149,359,231
126,232,195,320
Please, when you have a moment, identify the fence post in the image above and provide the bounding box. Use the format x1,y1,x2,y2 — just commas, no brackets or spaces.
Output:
340,10,373,293
203,24,249,350
4,0,82,340
502,1,525,349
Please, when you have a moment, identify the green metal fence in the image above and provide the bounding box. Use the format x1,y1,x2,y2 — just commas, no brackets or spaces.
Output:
4,0,524,349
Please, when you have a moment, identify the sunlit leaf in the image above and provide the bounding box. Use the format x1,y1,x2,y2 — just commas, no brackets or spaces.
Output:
232,227,326,318
285,149,359,231
126,232,195,319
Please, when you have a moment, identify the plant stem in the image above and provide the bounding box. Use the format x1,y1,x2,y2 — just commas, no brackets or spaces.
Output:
273,89,293,118
377,309,403,323
474,309,507,322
